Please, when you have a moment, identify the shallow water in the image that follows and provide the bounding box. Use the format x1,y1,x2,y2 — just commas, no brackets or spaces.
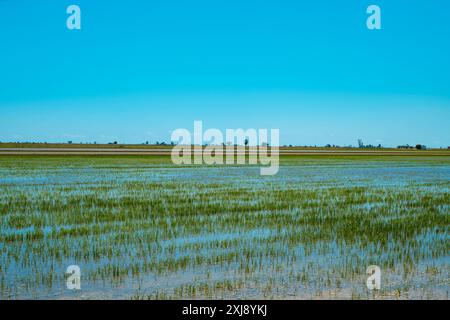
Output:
0,156,449,299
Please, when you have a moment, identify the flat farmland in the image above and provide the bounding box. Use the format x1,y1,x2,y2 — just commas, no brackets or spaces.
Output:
0,154,448,299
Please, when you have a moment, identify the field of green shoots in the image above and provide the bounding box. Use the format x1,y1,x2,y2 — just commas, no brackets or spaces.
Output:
0,155,449,299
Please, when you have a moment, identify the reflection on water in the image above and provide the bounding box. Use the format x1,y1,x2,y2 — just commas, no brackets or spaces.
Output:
0,156,449,299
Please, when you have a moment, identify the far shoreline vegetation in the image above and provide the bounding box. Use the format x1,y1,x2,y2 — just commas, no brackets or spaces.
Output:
0,141,449,151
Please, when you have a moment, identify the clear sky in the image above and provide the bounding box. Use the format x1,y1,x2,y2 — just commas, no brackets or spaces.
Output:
0,0,449,147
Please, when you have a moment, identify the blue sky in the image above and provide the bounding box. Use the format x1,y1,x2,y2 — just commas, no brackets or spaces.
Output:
0,0,449,147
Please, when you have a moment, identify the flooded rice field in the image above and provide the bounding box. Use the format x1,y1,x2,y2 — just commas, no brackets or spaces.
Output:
0,155,448,299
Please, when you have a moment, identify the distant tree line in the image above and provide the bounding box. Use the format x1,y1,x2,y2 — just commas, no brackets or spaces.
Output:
397,144,427,150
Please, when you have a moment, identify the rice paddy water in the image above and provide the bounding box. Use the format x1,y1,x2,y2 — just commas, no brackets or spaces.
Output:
0,155,448,299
